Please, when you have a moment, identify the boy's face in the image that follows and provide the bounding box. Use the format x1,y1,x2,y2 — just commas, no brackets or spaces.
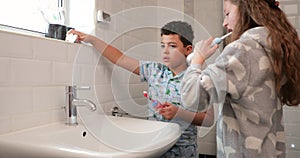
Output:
160,34,192,70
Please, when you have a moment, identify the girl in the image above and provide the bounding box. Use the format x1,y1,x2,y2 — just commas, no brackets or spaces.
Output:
181,0,300,157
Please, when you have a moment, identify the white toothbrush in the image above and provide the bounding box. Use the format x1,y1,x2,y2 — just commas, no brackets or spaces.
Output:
211,32,232,46
187,32,232,65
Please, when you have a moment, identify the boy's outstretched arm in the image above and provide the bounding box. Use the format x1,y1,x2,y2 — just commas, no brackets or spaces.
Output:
69,29,140,75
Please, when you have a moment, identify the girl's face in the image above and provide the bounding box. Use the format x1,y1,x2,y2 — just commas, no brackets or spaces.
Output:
160,34,192,74
223,0,239,32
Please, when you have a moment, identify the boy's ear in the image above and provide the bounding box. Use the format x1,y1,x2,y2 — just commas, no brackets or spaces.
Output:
185,45,193,56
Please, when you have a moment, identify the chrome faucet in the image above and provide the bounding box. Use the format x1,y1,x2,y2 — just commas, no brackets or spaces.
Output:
65,85,97,125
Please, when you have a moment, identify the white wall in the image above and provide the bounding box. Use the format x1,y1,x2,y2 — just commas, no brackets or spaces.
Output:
0,0,300,157
0,31,74,133
270,1,300,157
0,0,185,134
0,27,149,133
280,1,300,156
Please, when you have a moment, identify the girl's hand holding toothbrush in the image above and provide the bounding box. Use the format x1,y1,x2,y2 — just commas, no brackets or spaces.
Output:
191,37,219,65
188,32,232,65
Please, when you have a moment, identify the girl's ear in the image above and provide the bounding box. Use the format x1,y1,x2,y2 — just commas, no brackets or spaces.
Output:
185,45,193,56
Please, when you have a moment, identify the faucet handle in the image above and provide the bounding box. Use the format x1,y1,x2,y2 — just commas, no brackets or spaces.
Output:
75,86,91,91
111,106,129,117
111,106,121,117
66,85,91,92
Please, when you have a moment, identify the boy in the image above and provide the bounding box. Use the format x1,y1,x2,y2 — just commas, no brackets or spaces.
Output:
70,21,209,157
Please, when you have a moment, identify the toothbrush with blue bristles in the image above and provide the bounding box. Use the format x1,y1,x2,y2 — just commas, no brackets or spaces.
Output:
187,32,232,65
211,32,232,46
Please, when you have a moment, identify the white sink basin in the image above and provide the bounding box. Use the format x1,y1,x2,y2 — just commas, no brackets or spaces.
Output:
0,115,181,158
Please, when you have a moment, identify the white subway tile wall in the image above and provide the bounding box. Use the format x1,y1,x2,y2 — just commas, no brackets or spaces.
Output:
0,0,164,135
0,29,149,134
0,32,73,132
280,0,300,157
0,0,299,157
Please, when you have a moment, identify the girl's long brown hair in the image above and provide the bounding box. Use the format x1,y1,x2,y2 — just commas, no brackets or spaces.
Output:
226,0,300,106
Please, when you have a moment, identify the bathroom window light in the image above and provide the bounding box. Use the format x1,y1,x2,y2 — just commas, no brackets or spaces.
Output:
0,0,95,37
0,0,65,36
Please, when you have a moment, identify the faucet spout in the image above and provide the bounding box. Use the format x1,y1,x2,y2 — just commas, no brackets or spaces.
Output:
73,98,97,111
65,85,97,126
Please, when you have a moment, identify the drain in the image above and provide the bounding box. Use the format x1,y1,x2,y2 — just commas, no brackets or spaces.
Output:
82,131,87,137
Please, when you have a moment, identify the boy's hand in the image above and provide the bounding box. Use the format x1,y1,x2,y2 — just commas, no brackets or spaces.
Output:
158,102,178,120
68,29,92,43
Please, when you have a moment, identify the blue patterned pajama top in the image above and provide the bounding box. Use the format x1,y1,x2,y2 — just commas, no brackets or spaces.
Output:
140,61,198,157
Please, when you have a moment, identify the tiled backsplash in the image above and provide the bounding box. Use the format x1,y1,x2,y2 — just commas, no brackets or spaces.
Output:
0,0,300,157
280,0,300,34
0,0,179,135
0,31,73,133
279,0,300,157
0,30,148,134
